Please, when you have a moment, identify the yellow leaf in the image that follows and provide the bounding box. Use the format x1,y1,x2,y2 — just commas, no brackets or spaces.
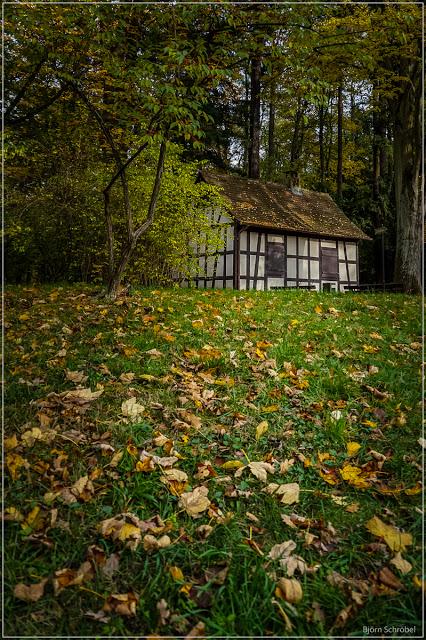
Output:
261,404,279,413
314,305,323,314
19,313,30,321
127,444,138,456
5,434,19,450
255,420,269,440
363,344,379,353
362,420,378,428
118,523,142,542
192,319,203,328
222,460,245,470
6,452,28,480
346,442,361,457
365,516,413,552
404,482,422,495
340,464,370,488
179,582,193,596
135,458,155,472
169,566,184,581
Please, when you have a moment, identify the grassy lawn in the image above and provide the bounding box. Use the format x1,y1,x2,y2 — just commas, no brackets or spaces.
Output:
4,284,423,637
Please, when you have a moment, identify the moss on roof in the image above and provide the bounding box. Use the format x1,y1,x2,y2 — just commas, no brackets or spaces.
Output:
199,171,371,241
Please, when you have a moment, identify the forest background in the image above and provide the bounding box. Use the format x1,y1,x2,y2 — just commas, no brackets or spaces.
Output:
4,1,423,295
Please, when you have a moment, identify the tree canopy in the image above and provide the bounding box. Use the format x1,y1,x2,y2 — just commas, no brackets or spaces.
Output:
4,2,423,293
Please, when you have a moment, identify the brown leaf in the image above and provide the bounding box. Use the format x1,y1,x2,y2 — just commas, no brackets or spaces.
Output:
268,540,297,560
390,552,412,574
103,591,138,616
195,524,213,540
65,370,88,384
332,604,356,629
184,621,206,638
179,486,211,518
143,534,171,551
62,387,104,404
157,598,170,626
275,577,303,603
378,567,404,590
53,561,94,595
14,579,47,602
121,397,145,422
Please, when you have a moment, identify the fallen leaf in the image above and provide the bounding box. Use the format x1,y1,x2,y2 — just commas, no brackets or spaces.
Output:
103,592,138,616
62,387,104,404
179,486,211,518
169,566,184,581
390,552,412,574
53,561,94,595
156,598,170,626
119,372,135,384
196,524,213,539
332,604,356,629
184,621,206,638
340,465,371,489
121,397,145,422
14,579,47,602
346,442,361,457
221,460,245,470
275,577,303,603
6,452,29,480
255,420,269,440
143,534,172,551
85,610,110,623
378,566,403,590
65,370,88,384
268,540,297,560
366,516,413,552
236,461,275,482
345,503,360,513
264,482,300,504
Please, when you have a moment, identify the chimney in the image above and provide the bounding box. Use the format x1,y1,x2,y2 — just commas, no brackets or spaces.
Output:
282,170,302,195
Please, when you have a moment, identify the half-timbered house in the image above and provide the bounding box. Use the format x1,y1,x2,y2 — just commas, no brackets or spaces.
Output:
183,171,370,292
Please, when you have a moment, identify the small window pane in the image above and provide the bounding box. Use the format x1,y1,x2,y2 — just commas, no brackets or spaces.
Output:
287,236,297,255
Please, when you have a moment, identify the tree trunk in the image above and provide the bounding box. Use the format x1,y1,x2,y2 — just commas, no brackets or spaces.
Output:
393,58,422,293
106,141,167,298
267,84,275,180
248,55,261,179
290,98,305,167
336,84,343,201
318,103,325,190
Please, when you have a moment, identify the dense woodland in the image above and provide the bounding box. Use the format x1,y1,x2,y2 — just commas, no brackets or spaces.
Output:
5,2,422,294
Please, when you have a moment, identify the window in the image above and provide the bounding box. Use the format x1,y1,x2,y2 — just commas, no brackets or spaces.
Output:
321,247,338,279
266,242,285,276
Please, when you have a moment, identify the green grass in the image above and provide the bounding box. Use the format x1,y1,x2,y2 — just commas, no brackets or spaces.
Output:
4,284,423,637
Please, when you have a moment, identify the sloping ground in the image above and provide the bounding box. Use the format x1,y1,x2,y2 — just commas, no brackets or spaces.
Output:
4,285,423,637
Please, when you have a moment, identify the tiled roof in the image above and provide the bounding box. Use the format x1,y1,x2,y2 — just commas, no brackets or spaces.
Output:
199,171,371,241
